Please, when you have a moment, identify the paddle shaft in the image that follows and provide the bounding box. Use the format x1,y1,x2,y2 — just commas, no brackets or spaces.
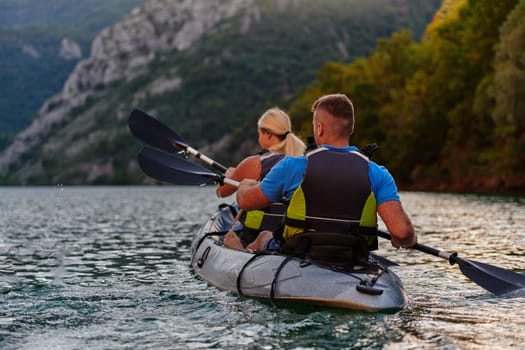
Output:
180,144,228,173
378,230,455,263
222,177,240,187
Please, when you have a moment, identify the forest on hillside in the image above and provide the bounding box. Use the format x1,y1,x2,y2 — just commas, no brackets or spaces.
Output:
0,0,148,150
288,0,525,192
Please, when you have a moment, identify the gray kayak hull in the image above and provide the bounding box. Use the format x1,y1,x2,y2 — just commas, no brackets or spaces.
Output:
191,204,407,311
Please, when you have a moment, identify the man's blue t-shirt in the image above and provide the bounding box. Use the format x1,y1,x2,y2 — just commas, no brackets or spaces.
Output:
259,145,400,205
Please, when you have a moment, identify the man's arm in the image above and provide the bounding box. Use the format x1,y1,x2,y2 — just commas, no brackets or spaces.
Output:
236,179,272,211
377,200,417,249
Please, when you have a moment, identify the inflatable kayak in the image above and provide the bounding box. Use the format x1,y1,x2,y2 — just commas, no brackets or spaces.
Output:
191,203,408,312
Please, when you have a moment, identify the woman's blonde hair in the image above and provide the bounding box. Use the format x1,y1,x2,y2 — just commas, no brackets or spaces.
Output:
257,107,306,156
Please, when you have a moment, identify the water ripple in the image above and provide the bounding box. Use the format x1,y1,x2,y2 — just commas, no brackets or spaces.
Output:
1,187,524,349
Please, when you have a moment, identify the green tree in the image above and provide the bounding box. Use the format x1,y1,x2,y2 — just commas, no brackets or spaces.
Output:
489,0,525,175
429,0,519,172
289,0,524,191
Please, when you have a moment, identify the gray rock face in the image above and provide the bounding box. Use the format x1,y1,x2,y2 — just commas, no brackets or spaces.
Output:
59,38,82,60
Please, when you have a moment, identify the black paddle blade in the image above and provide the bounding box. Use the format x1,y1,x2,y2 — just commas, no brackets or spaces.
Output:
456,257,525,296
128,109,188,152
138,146,221,186
377,230,525,296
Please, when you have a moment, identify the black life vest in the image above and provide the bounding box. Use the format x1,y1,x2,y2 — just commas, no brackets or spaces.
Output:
238,152,285,231
280,147,378,250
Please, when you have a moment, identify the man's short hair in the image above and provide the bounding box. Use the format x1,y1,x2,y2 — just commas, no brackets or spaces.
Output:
311,93,355,136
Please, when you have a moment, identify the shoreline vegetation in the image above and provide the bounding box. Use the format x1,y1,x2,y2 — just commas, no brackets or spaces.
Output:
288,0,525,194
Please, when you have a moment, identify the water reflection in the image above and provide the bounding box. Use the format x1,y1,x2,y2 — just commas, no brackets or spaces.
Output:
389,192,525,349
0,187,524,349
397,192,525,267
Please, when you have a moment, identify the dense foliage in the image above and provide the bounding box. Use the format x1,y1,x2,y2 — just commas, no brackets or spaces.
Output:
289,0,524,191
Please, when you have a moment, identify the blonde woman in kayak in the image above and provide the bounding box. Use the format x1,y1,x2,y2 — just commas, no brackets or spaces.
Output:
216,107,306,249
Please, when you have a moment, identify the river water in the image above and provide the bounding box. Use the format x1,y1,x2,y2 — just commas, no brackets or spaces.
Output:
0,186,524,349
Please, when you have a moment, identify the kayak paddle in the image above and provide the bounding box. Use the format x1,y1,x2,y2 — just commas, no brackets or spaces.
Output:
138,146,239,187
378,230,525,296
128,109,228,172
137,145,525,296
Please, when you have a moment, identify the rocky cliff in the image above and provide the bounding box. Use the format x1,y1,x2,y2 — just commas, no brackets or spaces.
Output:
0,0,253,182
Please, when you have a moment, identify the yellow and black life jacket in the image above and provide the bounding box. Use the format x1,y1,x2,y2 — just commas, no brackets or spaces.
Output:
238,152,285,231
280,147,378,250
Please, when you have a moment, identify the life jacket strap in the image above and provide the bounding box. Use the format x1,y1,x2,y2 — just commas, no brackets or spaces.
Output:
284,216,377,235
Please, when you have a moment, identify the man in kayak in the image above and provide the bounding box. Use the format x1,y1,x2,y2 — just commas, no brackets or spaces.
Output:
236,93,417,253
217,107,306,248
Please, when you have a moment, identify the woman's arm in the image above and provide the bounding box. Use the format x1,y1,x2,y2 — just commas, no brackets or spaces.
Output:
216,156,261,198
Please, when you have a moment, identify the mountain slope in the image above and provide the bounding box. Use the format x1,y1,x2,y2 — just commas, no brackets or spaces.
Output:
0,0,149,141
0,0,441,185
